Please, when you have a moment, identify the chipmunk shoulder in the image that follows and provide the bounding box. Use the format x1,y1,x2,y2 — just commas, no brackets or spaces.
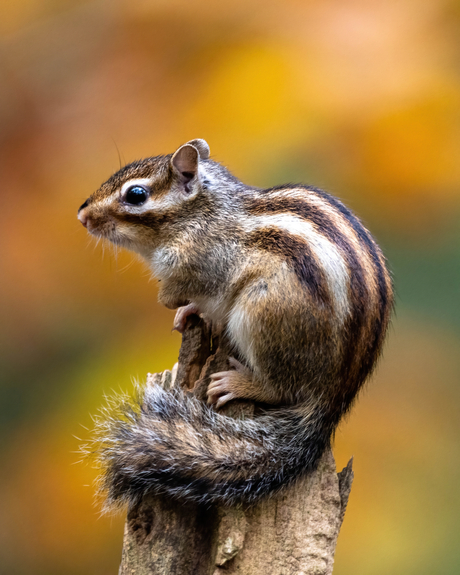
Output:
78,139,393,506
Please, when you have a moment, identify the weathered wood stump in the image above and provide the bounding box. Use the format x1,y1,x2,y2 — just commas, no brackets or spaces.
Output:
118,316,353,575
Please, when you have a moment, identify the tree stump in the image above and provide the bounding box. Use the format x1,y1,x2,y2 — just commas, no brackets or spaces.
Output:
115,316,353,575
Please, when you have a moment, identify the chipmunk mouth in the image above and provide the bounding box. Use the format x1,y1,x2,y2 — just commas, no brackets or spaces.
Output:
82,218,104,238
77,204,112,238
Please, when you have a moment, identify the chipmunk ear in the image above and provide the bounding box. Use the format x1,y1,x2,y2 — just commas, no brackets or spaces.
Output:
171,144,199,193
185,139,210,160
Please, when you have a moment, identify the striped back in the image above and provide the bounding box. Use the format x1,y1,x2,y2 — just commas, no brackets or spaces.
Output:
241,184,393,412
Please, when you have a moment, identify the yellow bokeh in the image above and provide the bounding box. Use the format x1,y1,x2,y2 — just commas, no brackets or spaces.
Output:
1,0,460,573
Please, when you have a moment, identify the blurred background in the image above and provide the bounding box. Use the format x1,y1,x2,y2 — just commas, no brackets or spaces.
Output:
1,0,460,573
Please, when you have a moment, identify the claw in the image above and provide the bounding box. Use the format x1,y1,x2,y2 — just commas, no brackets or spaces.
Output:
215,393,236,409
210,371,230,381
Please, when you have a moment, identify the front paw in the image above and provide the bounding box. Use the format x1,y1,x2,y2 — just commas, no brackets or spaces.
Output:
172,303,200,333
207,357,253,409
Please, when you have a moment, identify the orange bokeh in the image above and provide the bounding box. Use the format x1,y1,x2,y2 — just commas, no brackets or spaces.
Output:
1,1,460,573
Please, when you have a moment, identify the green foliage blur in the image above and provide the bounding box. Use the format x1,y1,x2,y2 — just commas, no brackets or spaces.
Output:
1,1,460,573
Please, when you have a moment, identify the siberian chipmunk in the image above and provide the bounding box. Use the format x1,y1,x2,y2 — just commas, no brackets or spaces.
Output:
78,139,393,507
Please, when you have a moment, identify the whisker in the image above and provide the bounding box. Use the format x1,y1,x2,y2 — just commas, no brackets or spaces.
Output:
118,258,136,274
111,137,124,170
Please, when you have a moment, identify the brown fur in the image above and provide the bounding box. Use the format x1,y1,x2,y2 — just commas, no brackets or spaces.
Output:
78,139,393,507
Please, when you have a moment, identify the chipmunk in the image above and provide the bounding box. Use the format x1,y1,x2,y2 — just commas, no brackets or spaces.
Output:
78,139,393,507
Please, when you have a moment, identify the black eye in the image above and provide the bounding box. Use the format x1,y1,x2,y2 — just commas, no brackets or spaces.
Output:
124,186,148,205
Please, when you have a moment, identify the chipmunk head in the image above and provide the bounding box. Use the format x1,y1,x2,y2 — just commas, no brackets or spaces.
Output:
77,139,210,255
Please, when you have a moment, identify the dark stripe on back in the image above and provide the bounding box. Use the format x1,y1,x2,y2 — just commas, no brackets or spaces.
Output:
306,186,390,302
242,186,392,415
245,228,331,305
242,193,357,256
246,183,390,311
307,187,393,364
305,187,393,404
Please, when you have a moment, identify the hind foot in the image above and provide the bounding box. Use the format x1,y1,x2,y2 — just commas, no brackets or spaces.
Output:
207,357,254,409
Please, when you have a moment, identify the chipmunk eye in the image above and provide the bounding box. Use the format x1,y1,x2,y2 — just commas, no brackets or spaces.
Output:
124,186,148,205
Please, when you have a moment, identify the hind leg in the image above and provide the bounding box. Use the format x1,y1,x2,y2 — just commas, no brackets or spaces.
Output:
219,277,303,407
207,357,255,409
207,357,283,409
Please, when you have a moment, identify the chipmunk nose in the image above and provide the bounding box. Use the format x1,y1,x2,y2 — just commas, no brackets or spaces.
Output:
78,208,88,228
78,199,90,227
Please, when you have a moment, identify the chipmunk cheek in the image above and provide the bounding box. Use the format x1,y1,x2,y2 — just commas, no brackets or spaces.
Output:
114,221,142,242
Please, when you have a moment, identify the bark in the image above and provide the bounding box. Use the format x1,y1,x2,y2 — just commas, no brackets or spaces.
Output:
118,316,353,575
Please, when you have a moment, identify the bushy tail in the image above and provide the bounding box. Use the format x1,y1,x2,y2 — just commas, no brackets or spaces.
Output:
88,382,332,510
